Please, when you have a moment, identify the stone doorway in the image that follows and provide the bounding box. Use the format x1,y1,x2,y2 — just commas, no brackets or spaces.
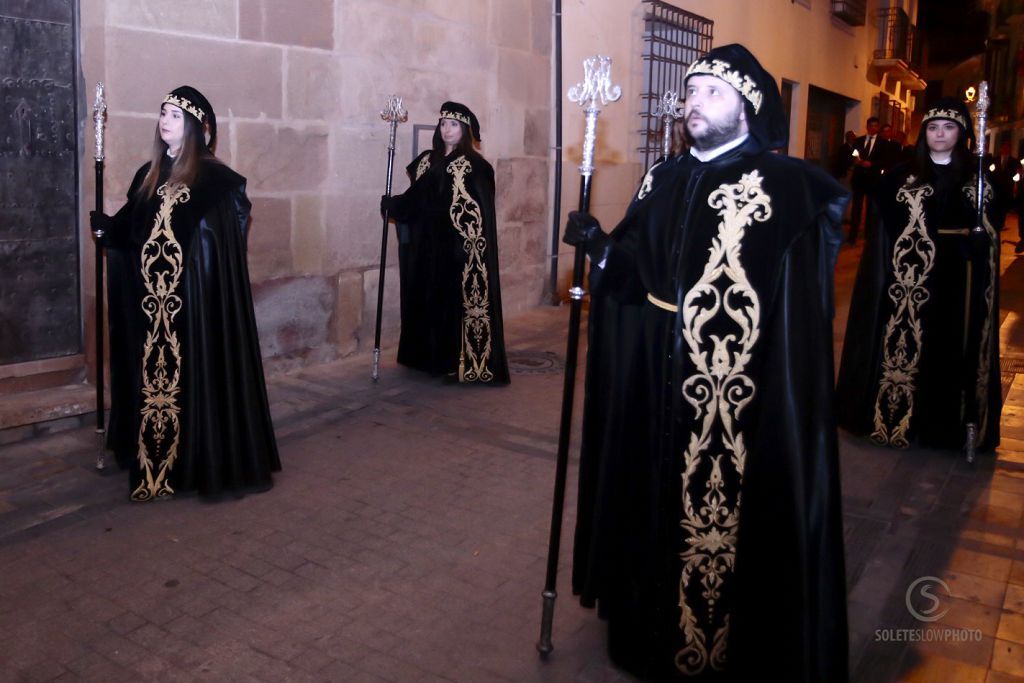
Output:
0,0,82,374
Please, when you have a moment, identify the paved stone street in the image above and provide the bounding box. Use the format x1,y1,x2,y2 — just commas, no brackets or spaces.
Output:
1,231,1023,682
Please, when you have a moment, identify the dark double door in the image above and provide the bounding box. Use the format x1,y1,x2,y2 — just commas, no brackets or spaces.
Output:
0,0,80,366
805,84,852,178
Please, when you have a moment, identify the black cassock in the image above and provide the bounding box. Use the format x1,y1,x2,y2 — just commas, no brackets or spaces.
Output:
573,140,849,681
105,156,280,501
836,162,1001,451
389,150,509,384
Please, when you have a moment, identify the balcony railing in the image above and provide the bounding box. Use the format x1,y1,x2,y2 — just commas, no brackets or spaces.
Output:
996,0,1024,25
831,0,867,27
874,7,920,70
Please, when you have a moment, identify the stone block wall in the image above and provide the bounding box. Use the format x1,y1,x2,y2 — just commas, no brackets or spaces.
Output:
79,0,552,371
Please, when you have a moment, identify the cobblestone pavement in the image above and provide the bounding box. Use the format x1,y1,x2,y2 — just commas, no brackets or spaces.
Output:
1,231,1023,682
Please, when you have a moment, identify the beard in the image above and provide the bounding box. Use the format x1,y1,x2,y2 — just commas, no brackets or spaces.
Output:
686,107,745,152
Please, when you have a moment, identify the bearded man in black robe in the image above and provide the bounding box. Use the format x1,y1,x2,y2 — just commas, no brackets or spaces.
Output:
564,44,849,681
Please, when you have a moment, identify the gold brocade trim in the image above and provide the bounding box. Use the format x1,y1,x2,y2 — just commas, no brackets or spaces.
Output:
637,160,663,201
685,58,763,113
675,170,770,675
162,94,205,122
871,180,935,448
440,110,471,126
964,180,996,441
922,107,968,130
647,292,678,312
447,156,494,383
415,154,431,181
132,182,190,502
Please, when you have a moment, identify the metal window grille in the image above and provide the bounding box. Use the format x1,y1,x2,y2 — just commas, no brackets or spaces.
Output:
889,101,904,132
831,0,867,26
875,7,919,70
638,0,713,172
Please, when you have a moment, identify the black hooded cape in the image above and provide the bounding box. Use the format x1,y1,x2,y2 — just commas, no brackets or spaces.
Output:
389,149,509,384
572,139,849,681
836,161,1001,451
104,156,281,500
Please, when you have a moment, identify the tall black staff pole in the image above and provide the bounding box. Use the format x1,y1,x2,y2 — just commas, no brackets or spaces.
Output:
964,80,991,465
92,83,107,470
372,95,408,381
537,55,620,657
545,0,563,305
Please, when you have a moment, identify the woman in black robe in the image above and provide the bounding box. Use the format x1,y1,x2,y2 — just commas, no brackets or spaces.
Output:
836,98,1001,452
383,102,509,385
91,86,281,501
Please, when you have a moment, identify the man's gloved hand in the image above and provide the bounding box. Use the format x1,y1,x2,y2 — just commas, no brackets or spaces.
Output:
563,210,609,262
89,211,113,242
968,228,991,261
380,194,392,217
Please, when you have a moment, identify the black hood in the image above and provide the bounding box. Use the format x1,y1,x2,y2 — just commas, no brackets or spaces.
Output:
166,85,217,152
685,43,787,153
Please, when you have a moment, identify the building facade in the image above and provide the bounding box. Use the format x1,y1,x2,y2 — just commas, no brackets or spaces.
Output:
0,0,927,429
981,0,1024,154
556,0,924,252
0,0,554,406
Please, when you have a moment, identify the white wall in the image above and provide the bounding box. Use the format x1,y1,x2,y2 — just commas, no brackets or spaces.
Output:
554,0,908,270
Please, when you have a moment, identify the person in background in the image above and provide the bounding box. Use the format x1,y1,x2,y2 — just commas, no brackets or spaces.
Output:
836,98,1001,453
833,129,858,181
382,102,510,385
989,140,1020,232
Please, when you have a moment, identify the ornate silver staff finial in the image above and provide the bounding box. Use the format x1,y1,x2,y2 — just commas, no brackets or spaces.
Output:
654,90,684,158
380,95,408,153
380,95,408,124
568,55,622,177
974,81,989,158
93,82,106,163
972,80,990,237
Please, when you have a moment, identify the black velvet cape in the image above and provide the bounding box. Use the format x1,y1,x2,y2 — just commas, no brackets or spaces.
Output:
572,141,849,681
389,149,509,385
836,161,1001,451
104,156,281,500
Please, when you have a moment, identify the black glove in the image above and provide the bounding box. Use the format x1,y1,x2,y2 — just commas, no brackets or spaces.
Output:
563,210,609,262
89,211,113,242
380,194,394,217
968,228,990,262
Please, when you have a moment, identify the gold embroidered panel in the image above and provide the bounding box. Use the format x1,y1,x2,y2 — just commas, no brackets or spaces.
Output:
133,183,190,502
685,58,763,113
636,159,663,201
415,155,430,181
440,110,471,126
675,170,771,674
447,156,495,383
871,182,935,447
162,94,205,122
921,107,967,130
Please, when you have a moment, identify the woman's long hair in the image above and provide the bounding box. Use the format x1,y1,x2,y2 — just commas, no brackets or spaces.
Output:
137,107,216,200
429,120,478,168
907,121,972,190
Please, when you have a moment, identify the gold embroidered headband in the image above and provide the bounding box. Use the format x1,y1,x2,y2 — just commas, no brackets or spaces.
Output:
685,58,764,114
440,110,471,126
163,94,206,122
921,107,968,130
